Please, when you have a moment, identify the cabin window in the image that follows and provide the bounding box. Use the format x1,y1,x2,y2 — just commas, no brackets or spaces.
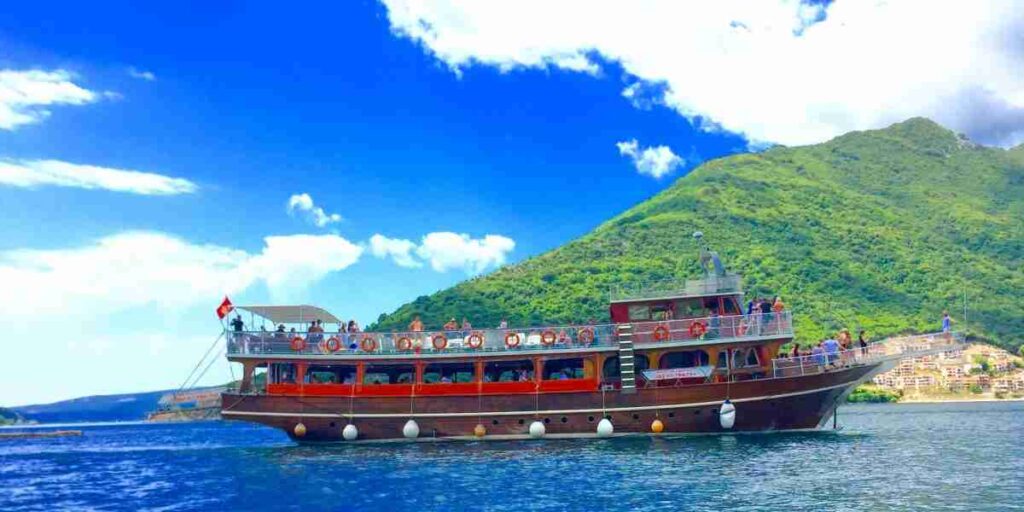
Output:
660,350,710,369
269,363,297,384
716,351,729,369
543,358,586,380
603,357,621,380
675,299,703,318
731,348,760,369
484,360,534,382
628,305,651,321
363,364,415,385
306,364,357,385
651,304,672,321
723,297,742,315
423,362,476,384
634,354,650,373
702,297,720,314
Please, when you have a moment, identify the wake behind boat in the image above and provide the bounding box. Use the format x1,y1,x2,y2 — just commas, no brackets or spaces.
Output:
219,234,963,442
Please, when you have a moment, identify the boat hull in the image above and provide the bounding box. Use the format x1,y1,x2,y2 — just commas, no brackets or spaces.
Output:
222,362,881,442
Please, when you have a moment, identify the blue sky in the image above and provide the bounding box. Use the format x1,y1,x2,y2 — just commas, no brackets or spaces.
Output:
2,1,1021,405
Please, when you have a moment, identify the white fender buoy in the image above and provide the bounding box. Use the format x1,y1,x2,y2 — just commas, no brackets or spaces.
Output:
403,419,420,439
596,418,614,437
720,400,736,430
342,423,358,441
293,422,307,437
529,420,546,438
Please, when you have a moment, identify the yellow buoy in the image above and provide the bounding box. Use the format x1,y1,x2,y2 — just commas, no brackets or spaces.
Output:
473,424,486,438
651,419,664,434
293,422,307,437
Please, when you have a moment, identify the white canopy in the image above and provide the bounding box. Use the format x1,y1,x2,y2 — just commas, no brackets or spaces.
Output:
236,305,342,325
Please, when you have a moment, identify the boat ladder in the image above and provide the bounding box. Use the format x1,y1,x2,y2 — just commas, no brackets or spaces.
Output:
618,324,637,394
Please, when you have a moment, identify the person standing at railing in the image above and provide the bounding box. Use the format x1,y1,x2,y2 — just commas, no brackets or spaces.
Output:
790,343,800,359
443,317,458,331
858,330,869,356
823,336,841,366
708,310,721,339
758,298,772,334
409,315,424,331
811,342,826,367
942,310,954,333
498,318,508,329
771,297,785,332
229,315,245,353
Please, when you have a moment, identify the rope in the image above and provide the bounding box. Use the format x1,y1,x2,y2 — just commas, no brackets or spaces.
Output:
176,332,224,395
186,349,224,390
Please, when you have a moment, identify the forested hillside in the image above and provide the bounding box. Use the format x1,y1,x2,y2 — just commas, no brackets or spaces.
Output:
371,119,1024,350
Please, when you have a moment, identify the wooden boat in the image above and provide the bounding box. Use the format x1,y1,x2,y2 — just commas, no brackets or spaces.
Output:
221,238,961,442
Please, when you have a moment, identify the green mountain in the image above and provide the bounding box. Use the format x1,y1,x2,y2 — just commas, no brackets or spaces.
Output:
370,119,1024,350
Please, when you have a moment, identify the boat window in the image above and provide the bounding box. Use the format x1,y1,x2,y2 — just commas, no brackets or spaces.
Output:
603,357,620,380
423,362,476,384
660,350,710,369
723,297,742,315
716,351,728,369
483,360,534,382
543,358,585,380
269,363,297,384
635,354,650,373
675,299,703,318
628,305,651,321
363,364,415,385
306,364,357,385
702,297,720,314
651,303,671,321
746,348,760,367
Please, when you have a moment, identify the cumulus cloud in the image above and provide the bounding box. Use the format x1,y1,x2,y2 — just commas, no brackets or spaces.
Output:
369,232,515,274
616,139,683,178
0,159,197,195
0,232,363,318
287,193,342,227
369,234,422,268
0,69,101,130
381,1,1024,147
127,67,156,81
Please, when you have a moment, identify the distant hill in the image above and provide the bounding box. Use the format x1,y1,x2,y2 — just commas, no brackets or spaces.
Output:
12,390,170,424
371,118,1024,350
0,406,27,425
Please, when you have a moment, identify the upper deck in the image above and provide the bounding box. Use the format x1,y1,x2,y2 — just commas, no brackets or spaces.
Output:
608,273,743,303
225,311,793,359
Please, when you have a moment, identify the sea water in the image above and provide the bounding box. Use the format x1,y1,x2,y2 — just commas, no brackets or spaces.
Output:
1,401,1022,511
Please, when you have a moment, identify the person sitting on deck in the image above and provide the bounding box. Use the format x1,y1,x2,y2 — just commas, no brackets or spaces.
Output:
409,315,424,332
823,336,841,366
444,317,458,331
440,375,452,384
308,320,324,344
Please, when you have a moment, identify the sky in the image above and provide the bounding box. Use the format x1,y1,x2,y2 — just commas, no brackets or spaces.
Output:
1,1,1022,406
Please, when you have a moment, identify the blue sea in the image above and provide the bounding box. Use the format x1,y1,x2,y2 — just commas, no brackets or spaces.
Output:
2,402,1022,511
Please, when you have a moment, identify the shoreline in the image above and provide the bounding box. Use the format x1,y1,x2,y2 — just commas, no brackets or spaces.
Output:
894,397,1024,404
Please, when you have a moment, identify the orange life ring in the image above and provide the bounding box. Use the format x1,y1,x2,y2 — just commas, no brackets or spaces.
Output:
290,336,306,351
466,332,484,349
689,321,707,338
432,334,448,350
397,336,413,351
578,327,595,345
360,336,378,352
540,330,557,346
324,336,341,353
504,332,521,348
653,324,670,341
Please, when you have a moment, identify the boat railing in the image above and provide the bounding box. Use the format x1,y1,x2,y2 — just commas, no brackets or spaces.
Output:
608,273,742,302
225,311,794,357
226,324,620,356
770,331,967,378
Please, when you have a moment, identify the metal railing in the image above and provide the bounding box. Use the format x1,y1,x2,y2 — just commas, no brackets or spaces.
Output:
770,331,966,378
225,311,794,357
608,273,743,302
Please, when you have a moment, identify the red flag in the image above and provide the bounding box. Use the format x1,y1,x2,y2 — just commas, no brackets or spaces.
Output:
216,296,234,319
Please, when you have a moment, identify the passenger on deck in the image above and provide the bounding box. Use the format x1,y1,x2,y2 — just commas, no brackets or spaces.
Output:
858,330,869,355
440,375,452,384
758,298,772,332
347,320,360,333
461,317,472,331
708,310,721,338
790,343,800,359
811,342,826,366
444,317,458,331
498,318,508,329
823,337,841,366
275,324,286,339
517,369,530,382
230,315,244,332
409,315,424,332
942,310,953,333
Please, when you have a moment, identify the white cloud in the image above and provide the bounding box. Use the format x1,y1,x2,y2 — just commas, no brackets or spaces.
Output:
0,69,100,130
616,139,683,178
287,193,342,227
0,159,197,195
0,231,363,318
127,67,157,81
369,234,422,268
382,1,1024,147
369,232,515,274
